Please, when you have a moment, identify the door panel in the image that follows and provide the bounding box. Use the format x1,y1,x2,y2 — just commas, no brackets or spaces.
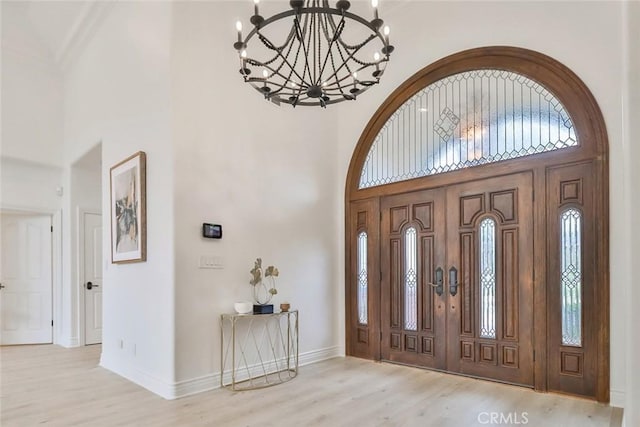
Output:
0,214,52,344
347,199,380,359
546,162,596,398
84,213,103,345
446,172,534,386
381,188,447,369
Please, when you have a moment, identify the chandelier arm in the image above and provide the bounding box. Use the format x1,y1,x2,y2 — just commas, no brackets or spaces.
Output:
255,31,308,85
297,15,316,87
329,34,378,78
319,14,347,96
317,12,345,84
299,12,315,89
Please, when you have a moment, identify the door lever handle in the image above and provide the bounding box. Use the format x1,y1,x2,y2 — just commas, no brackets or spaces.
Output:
86,282,100,290
427,267,444,296
449,266,459,297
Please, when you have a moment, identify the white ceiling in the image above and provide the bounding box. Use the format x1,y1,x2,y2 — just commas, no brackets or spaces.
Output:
1,1,108,70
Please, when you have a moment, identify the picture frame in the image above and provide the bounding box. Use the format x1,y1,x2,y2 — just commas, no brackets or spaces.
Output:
110,151,146,264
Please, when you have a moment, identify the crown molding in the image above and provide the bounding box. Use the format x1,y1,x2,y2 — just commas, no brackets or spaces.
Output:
55,1,114,71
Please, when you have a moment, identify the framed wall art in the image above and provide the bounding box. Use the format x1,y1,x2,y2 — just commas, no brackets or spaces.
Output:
110,151,146,263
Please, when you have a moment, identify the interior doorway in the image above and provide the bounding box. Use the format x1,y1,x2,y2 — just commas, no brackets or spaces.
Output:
72,142,102,346
82,212,102,345
345,47,609,401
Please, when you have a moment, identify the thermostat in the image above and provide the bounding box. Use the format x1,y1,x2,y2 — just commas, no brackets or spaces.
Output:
202,223,222,239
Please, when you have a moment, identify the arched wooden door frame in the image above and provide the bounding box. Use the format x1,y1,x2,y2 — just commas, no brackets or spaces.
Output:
345,46,609,402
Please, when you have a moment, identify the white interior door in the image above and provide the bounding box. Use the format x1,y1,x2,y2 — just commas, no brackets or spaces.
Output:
0,213,53,344
84,213,102,345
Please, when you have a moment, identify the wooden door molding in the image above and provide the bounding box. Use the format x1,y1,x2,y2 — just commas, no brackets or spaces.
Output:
344,46,610,402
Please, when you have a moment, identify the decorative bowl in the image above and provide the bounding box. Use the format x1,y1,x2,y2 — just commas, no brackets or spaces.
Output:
280,303,291,312
234,301,253,314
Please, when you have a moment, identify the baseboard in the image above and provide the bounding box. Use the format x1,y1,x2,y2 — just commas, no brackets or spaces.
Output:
57,336,79,348
299,345,341,367
170,345,342,399
610,389,625,408
100,352,175,400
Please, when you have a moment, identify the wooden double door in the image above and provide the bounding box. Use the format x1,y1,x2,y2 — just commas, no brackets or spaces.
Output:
380,172,533,386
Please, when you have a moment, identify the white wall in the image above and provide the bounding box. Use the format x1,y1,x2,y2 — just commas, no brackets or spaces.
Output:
1,8,64,167
0,157,63,211
334,0,628,404
171,2,340,389
63,2,176,396
624,1,640,424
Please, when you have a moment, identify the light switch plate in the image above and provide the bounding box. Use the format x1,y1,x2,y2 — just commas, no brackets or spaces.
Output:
199,255,224,269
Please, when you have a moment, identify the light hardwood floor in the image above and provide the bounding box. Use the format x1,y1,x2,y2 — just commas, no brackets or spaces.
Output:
1,345,622,427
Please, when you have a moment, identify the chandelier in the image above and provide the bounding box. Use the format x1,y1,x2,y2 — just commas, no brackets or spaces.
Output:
233,0,394,108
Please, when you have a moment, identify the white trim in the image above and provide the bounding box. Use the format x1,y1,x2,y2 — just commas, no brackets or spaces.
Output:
100,352,174,400
77,208,101,347
101,346,342,400
58,336,80,348
610,389,626,408
0,205,61,345
299,345,342,367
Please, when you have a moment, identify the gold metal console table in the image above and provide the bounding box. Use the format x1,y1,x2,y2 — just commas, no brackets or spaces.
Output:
220,310,298,390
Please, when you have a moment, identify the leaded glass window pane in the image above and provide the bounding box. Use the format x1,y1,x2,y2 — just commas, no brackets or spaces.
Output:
479,218,496,339
561,208,582,347
404,227,417,331
359,70,577,189
357,232,368,325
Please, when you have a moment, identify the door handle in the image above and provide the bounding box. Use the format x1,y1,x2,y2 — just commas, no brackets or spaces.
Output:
86,282,100,290
449,266,459,297
427,267,444,296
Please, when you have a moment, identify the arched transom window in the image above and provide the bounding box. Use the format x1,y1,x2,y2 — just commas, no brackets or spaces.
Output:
359,69,577,189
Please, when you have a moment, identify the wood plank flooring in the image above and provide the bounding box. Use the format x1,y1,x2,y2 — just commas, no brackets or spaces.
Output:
1,344,621,427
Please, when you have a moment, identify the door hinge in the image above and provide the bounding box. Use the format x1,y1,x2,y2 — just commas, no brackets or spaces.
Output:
380,331,383,341
51,226,53,232
51,320,54,327
380,211,382,221
533,350,536,362
380,270,382,281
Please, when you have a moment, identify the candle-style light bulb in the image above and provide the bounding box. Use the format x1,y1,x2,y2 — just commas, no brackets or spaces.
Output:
236,21,243,43
254,0,260,15
241,49,247,58
374,52,380,61
262,69,269,79
371,0,379,20
383,25,390,44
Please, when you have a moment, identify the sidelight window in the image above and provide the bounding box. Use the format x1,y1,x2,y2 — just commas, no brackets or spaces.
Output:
479,218,497,339
561,208,582,346
357,232,368,325
404,227,418,331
